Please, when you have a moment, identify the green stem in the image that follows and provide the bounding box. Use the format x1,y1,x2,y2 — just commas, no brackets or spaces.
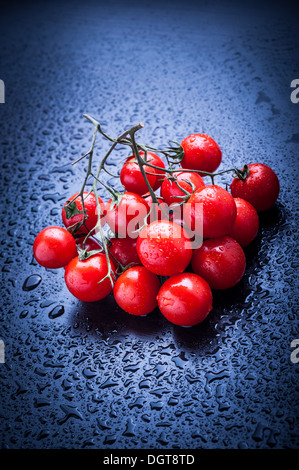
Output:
129,131,169,220
92,183,116,288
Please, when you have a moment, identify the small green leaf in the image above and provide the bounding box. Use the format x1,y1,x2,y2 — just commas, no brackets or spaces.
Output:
64,200,83,219
234,165,250,181
78,248,103,261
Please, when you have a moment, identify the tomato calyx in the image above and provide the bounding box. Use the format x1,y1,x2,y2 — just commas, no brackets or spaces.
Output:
174,177,197,200
64,199,84,219
233,164,250,181
63,196,87,235
77,244,103,261
162,140,185,163
107,240,140,276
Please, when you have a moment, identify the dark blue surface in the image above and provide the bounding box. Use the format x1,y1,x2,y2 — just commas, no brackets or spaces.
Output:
0,0,299,449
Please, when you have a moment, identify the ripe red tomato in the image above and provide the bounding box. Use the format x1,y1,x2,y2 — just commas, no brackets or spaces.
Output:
230,163,280,212
105,192,150,238
137,220,192,276
180,133,222,175
64,253,115,302
76,236,102,252
113,266,161,316
141,151,166,189
62,237,102,270
160,171,205,206
146,153,166,190
62,191,105,236
157,273,213,327
108,236,141,267
228,198,259,247
120,159,157,196
191,236,246,290
127,152,166,190
143,193,169,222
184,185,237,239
33,226,77,269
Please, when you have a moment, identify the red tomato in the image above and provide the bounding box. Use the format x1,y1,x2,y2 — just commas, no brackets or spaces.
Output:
145,152,166,189
228,198,259,247
120,159,157,196
191,236,246,290
76,237,102,252
127,152,166,190
62,191,105,236
160,171,205,206
108,236,141,267
33,226,77,269
105,192,150,238
157,273,213,327
64,253,115,302
230,163,280,212
180,134,222,175
60,237,102,270
184,185,237,239
143,193,169,222
113,266,160,316
137,220,192,276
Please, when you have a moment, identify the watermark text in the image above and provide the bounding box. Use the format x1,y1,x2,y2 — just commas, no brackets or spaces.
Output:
0,80,4,103
290,339,299,364
290,79,299,104
0,339,5,363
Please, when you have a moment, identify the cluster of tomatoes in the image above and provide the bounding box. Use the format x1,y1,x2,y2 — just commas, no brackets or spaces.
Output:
33,132,280,327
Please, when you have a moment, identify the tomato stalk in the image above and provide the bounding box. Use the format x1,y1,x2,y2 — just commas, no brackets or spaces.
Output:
132,153,250,186
92,184,116,288
65,121,99,235
129,133,169,221
71,116,149,286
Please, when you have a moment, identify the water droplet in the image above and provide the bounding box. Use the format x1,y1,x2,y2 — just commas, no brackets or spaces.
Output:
48,305,64,319
58,404,83,424
22,274,42,291
123,418,136,437
19,310,29,319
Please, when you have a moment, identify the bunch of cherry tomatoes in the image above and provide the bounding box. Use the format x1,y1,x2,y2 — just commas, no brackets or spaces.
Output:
33,127,280,327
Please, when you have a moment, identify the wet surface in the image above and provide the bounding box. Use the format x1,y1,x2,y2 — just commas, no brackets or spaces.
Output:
0,0,298,449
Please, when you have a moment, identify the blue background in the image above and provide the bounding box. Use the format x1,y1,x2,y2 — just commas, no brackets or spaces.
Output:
0,0,298,450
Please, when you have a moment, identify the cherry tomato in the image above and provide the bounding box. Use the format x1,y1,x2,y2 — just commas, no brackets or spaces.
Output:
120,159,157,196
228,198,259,247
127,152,166,190
76,237,102,252
143,193,169,222
180,133,222,175
143,152,166,190
184,185,237,239
191,236,246,290
137,220,192,276
62,191,105,236
157,273,213,327
160,171,205,206
105,192,150,238
230,163,280,212
113,266,160,316
59,237,102,271
33,226,77,269
108,236,141,267
64,253,115,302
